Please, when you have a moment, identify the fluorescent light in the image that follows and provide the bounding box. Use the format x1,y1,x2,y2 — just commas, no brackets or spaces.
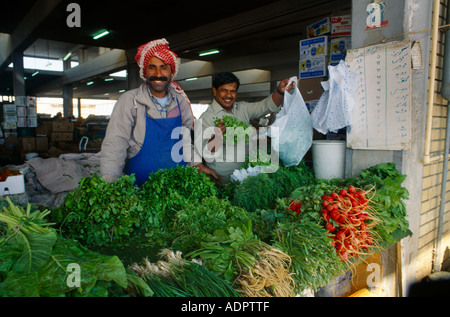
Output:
104,78,114,82
86,81,94,86
93,30,110,40
199,49,220,57
185,77,198,81
31,71,39,77
119,89,126,93
63,52,72,61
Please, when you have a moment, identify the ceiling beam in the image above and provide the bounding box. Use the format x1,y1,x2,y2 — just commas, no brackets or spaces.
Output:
0,0,62,71
212,48,299,76
32,48,128,94
61,49,127,84
168,0,350,54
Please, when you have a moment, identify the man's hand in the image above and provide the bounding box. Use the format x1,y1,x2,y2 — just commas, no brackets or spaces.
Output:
196,163,223,183
272,78,296,106
102,174,117,183
278,78,296,93
216,119,226,136
207,120,226,153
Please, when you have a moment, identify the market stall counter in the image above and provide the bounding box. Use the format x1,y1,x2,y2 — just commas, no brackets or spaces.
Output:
0,157,411,298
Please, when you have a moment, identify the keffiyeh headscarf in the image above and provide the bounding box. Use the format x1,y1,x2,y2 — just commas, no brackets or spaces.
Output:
135,38,179,80
135,38,190,106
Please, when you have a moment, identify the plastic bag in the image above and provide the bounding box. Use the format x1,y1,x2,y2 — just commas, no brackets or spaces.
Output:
311,61,358,134
269,76,313,167
230,166,263,183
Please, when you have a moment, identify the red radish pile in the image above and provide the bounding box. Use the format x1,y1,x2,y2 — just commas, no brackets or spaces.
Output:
320,185,378,262
288,200,301,214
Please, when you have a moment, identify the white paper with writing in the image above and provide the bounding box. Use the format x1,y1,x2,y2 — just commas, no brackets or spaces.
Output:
345,40,411,150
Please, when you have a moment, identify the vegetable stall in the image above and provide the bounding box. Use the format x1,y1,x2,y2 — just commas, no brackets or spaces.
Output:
0,159,411,297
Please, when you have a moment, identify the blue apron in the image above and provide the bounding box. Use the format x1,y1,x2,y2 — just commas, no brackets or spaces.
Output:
125,99,186,186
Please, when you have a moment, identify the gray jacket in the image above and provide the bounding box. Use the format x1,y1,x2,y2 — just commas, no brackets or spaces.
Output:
194,96,280,179
100,83,196,182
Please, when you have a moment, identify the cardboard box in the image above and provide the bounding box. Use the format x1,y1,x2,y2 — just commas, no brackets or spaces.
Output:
14,96,26,107
35,126,48,135
307,17,331,38
37,121,54,135
35,136,48,151
28,117,37,128
331,15,352,37
50,132,72,142
19,137,36,152
26,97,36,107
3,114,17,123
2,122,17,130
51,132,63,142
52,120,74,132
62,132,73,141
0,171,25,195
16,106,27,116
4,132,17,139
17,117,27,128
299,56,329,79
300,36,330,59
299,77,327,101
2,104,16,114
27,107,36,117
330,36,351,65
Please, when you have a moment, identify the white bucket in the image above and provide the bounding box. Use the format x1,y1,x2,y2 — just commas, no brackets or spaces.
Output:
312,140,346,180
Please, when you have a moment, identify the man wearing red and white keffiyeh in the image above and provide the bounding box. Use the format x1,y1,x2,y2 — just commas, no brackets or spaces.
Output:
100,38,220,184
135,38,190,106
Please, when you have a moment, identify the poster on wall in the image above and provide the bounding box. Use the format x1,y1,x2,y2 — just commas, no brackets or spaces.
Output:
345,39,411,151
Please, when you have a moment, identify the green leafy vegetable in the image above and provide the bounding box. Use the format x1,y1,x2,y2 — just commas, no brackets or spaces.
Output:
138,165,219,248
56,174,144,248
357,163,411,242
271,218,344,293
232,161,315,212
214,115,252,144
130,249,239,297
0,197,57,274
171,196,259,253
0,197,146,297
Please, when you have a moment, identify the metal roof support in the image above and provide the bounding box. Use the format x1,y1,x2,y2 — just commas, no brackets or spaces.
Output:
0,0,62,71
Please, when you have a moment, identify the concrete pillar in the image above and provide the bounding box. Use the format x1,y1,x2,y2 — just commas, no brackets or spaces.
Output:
77,97,81,118
126,48,141,90
12,50,25,105
62,84,73,118
62,56,73,118
78,48,88,64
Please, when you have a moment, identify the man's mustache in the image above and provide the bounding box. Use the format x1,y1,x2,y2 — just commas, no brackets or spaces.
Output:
148,76,169,82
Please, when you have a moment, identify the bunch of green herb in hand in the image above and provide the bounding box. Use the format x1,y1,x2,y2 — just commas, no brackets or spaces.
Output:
214,115,251,144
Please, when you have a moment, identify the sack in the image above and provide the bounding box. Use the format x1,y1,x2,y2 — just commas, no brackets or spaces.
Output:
269,76,313,167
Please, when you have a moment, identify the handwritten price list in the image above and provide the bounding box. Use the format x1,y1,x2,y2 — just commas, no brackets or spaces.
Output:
345,40,411,150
